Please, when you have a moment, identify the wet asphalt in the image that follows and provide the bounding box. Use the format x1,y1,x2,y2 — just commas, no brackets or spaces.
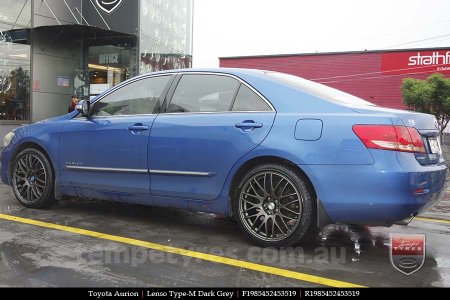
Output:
0,181,449,287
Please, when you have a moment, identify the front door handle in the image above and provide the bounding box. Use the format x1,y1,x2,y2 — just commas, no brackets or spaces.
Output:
128,124,149,132
235,120,263,131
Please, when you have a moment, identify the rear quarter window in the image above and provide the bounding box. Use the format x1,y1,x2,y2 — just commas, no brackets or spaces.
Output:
232,85,272,111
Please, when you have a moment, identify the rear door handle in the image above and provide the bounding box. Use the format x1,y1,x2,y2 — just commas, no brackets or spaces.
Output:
235,120,263,131
128,124,149,132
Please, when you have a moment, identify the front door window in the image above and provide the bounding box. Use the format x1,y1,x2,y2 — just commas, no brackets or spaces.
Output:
92,75,172,116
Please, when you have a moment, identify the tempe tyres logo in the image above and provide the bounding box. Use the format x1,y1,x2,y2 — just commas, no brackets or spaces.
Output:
95,0,123,14
390,234,426,275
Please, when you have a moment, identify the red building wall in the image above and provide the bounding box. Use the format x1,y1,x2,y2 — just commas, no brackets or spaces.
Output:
220,48,450,109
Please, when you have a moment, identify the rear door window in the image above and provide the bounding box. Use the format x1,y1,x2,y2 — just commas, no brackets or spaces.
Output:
168,74,239,113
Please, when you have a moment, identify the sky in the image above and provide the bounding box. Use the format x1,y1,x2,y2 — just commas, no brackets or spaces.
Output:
192,0,450,67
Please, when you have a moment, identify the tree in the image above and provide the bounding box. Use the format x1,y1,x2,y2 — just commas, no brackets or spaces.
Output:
402,73,450,140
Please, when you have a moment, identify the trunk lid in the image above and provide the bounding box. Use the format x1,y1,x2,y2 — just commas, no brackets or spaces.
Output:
351,106,438,131
352,106,442,165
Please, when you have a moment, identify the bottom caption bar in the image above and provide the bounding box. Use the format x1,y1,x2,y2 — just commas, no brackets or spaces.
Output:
7,288,369,298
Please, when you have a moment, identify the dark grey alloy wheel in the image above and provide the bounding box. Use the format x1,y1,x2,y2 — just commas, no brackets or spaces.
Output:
11,148,55,208
235,163,315,247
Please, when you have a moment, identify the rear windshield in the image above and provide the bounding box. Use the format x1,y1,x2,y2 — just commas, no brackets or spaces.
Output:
265,72,376,107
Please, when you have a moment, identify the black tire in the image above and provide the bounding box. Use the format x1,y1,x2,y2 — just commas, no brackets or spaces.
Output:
11,148,56,208
234,163,315,247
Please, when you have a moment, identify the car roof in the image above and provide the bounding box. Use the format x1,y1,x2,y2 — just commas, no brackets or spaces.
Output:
137,67,268,77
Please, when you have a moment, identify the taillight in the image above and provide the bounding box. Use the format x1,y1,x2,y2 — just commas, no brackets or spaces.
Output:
353,125,426,153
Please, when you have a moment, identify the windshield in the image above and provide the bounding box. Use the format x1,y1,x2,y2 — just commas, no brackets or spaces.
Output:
265,71,376,107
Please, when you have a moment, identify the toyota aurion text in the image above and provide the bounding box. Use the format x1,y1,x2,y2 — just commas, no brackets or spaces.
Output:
1,69,447,246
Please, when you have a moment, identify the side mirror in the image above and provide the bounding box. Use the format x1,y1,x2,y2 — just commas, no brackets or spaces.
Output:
76,100,90,117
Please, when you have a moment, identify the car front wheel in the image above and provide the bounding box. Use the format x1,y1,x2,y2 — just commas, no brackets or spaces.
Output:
234,163,315,247
11,148,55,208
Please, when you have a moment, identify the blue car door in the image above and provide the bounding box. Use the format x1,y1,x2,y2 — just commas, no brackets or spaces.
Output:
59,75,174,202
149,73,276,201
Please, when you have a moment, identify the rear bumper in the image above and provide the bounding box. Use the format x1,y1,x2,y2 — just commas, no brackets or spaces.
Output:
301,150,448,225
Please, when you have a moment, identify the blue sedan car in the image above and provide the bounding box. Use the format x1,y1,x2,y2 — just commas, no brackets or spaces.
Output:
1,69,447,246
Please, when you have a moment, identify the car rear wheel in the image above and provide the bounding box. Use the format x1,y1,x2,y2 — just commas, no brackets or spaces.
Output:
234,163,315,247
11,148,56,208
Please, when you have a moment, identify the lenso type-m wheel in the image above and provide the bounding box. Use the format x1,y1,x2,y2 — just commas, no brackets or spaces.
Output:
11,148,56,208
235,163,315,247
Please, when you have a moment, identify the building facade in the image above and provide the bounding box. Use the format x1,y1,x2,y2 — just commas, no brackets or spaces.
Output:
0,0,193,139
220,47,450,109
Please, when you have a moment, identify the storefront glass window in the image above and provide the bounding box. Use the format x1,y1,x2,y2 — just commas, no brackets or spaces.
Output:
86,39,137,99
140,0,193,74
0,0,31,121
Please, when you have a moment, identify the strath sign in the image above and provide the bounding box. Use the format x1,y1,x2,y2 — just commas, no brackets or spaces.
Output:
381,50,450,75
408,51,450,67
95,0,123,14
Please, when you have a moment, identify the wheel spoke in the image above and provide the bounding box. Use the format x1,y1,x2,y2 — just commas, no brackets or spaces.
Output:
242,206,259,214
249,181,264,198
271,216,275,237
280,206,300,215
280,192,298,199
241,198,259,208
19,184,27,193
26,186,32,201
35,169,46,176
35,177,46,184
14,173,25,180
256,217,266,233
273,177,285,194
278,181,290,198
253,178,265,195
278,212,298,221
278,213,291,231
27,155,34,170
269,173,274,194
242,192,262,201
281,199,300,207
264,217,269,236
274,215,287,235
31,185,41,198
244,211,262,219
263,173,267,194
37,185,44,196
19,158,29,172
17,162,27,174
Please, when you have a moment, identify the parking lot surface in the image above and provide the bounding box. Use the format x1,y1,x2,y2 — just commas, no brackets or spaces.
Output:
0,181,449,287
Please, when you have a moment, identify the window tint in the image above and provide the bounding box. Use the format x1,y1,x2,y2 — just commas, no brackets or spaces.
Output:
168,74,239,113
232,85,272,111
92,76,171,116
